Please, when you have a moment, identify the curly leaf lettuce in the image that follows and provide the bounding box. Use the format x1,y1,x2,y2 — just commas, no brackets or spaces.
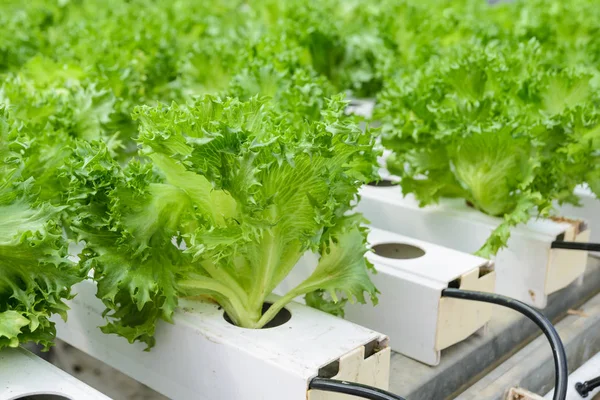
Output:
69,95,378,347
0,108,82,350
379,42,599,256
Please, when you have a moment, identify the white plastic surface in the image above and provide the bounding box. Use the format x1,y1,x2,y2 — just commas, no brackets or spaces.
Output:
545,351,600,399
558,185,600,250
352,229,495,365
0,347,111,400
279,228,494,365
345,97,375,118
367,228,490,283
357,184,589,308
53,280,390,400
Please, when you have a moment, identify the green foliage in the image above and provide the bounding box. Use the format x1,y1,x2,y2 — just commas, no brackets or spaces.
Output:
1,0,599,350
66,95,378,346
0,107,83,350
379,40,600,256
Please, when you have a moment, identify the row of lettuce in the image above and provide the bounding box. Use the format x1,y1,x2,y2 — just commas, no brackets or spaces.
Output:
1,0,599,351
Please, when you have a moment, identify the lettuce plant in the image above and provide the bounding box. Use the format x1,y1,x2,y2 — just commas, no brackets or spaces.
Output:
67,95,379,347
481,0,600,70
0,108,82,350
378,41,600,257
0,75,116,350
244,0,393,98
2,0,598,353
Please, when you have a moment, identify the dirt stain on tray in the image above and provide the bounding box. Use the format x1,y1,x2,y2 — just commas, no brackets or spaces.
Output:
550,216,587,234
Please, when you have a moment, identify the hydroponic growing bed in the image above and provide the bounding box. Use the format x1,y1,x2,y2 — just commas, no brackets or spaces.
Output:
0,347,110,400
1,0,599,399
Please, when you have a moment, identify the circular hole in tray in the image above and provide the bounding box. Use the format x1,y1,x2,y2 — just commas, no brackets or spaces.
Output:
372,243,426,259
16,396,71,400
367,179,397,187
223,302,292,329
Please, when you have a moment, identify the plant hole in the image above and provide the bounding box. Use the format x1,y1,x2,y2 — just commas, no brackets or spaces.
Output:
318,360,340,379
448,278,461,289
363,339,380,359
372,243,426,259
223,302,292,329
367,179,397,187
479,265,494,278
16,396,71,400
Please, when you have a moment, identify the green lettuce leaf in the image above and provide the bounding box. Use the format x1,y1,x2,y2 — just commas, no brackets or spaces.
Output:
379,40,599,255
0,107,82,350
68,95,378,347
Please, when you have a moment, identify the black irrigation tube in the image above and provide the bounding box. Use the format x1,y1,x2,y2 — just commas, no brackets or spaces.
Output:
309,288,568,400
576,375,600,398
309,378,406,400
551,241,600,252
441,289,568,400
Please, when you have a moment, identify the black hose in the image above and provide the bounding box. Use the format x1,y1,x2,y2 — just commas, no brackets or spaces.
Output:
309,377,406,400
441,288,568,400
551,241,600,252
575,375,600,398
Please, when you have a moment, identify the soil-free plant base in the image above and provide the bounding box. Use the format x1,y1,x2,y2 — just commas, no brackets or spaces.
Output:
359,228,496,365
281,228,495,365
558,185,600,252
53,280,390,400
357,184,590,308
0,347,110,400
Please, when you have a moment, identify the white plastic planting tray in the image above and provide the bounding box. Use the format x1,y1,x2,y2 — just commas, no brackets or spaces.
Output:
279,228,495,365
0,347,111,400
53,280,390,400
545,351,600,399
558,185,600,252
347,228,495,365
345,97,376,119
357,183,590,309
